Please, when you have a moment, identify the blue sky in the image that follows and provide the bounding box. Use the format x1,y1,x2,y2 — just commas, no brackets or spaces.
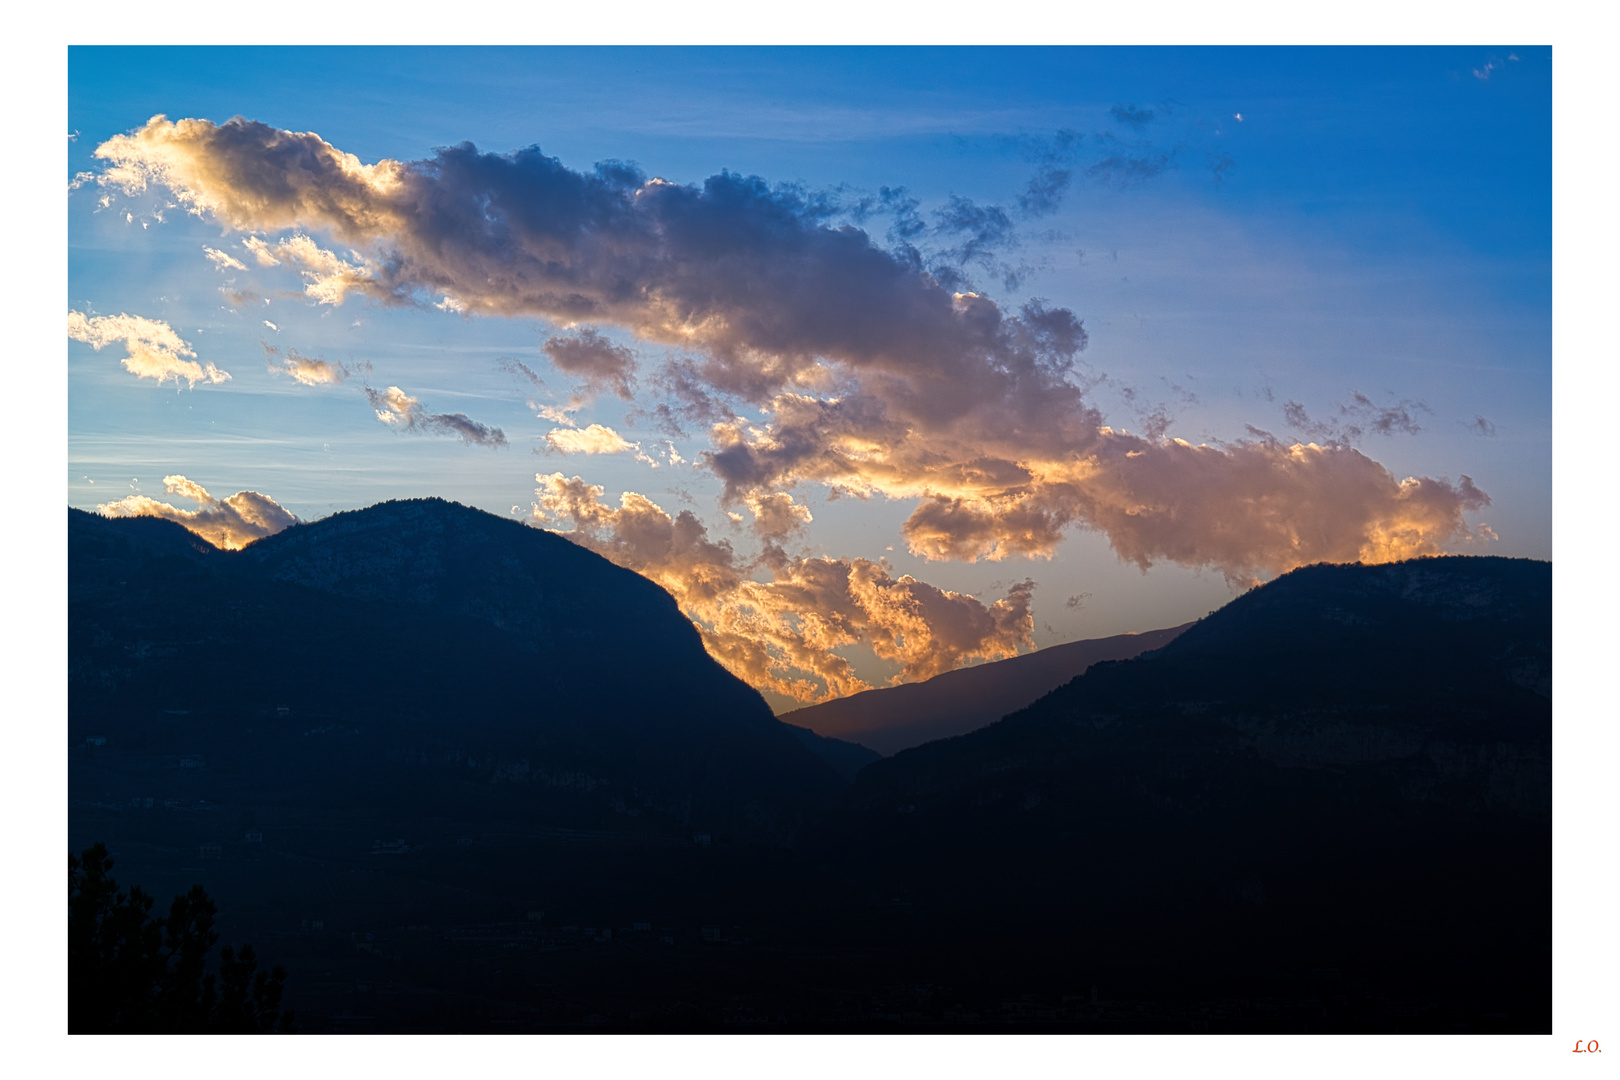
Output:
66,46,1551,709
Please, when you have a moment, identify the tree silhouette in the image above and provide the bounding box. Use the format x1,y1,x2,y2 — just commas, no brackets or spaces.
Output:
68,842,294,1033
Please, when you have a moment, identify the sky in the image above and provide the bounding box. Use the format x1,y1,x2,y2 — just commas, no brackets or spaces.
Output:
65,46,1551,712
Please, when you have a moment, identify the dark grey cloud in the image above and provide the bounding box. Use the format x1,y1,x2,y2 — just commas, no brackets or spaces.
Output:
363,385,507,447
500,356,549,391
633,357,736,438
543,327,637,400
1469,415,1497,436
1284,392,1431,445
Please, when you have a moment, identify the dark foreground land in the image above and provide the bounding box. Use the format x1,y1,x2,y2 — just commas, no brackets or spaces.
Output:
68,502,1551,1033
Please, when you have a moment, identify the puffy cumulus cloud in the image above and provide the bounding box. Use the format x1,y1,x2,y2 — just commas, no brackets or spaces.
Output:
262,342,360,386
363,385,507,447
90,116,1493,582
93,116,409,237
532,474,1034,704
895,434,1492,585
97,475,298,550
544,423,637,455
67,311,230,388
542,328,637,400
745,491,813,542
85,116,1081,386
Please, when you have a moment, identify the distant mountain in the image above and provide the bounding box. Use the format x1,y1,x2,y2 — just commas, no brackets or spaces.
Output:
782,724,884,781
69,500,845,842
781,624,1191,756
805,556,1551,1026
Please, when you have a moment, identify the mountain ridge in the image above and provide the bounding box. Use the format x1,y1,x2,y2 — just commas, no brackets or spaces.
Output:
782,622,1192,755
69,499,846,841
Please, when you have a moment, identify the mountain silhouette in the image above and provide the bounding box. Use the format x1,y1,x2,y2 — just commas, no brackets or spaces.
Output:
781,624,1192,755
804,556,1551,1027
69,499,845,841
69,507,1552,1032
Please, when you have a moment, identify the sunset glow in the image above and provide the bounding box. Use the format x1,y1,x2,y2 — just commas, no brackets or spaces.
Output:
68,47,1549,709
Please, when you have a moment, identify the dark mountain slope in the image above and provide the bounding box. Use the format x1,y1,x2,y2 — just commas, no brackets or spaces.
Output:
783,724,883,781
804,557,1551,1028
781,623,1192,755
69,500,844,841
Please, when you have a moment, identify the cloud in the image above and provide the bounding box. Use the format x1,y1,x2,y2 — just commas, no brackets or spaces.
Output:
1284,391,1431,445
262,342,359,386
500,356,548,391
1016,165,1073,216
1085,151,1173,189
97,475,298,550
220,287,264,307
1469,415,1497,437
894,435,1491,584
1109,103,1158,132
543,423,639,456
67,311,230,387
239,234,374,305
203,245,246,271
542,327,637,400
90,116,1493,584
363,385,507,447
745,491,813,542
532,475,1033,703
242,236,281,266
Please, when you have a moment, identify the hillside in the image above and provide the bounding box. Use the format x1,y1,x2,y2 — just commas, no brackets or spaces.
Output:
69,499,846,842
804,556,1552,1028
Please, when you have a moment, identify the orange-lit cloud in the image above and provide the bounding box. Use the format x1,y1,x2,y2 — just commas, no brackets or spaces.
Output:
533,474,1033,703
543,423,639,456
97,475,298,550
89,115,1494,584
67,311,230,388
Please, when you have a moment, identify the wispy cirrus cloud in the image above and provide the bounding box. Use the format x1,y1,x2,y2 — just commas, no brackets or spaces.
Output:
67,310,230,388
97,475,298,550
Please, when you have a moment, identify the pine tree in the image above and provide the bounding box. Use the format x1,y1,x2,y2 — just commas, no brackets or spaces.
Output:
68,842,294,1033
